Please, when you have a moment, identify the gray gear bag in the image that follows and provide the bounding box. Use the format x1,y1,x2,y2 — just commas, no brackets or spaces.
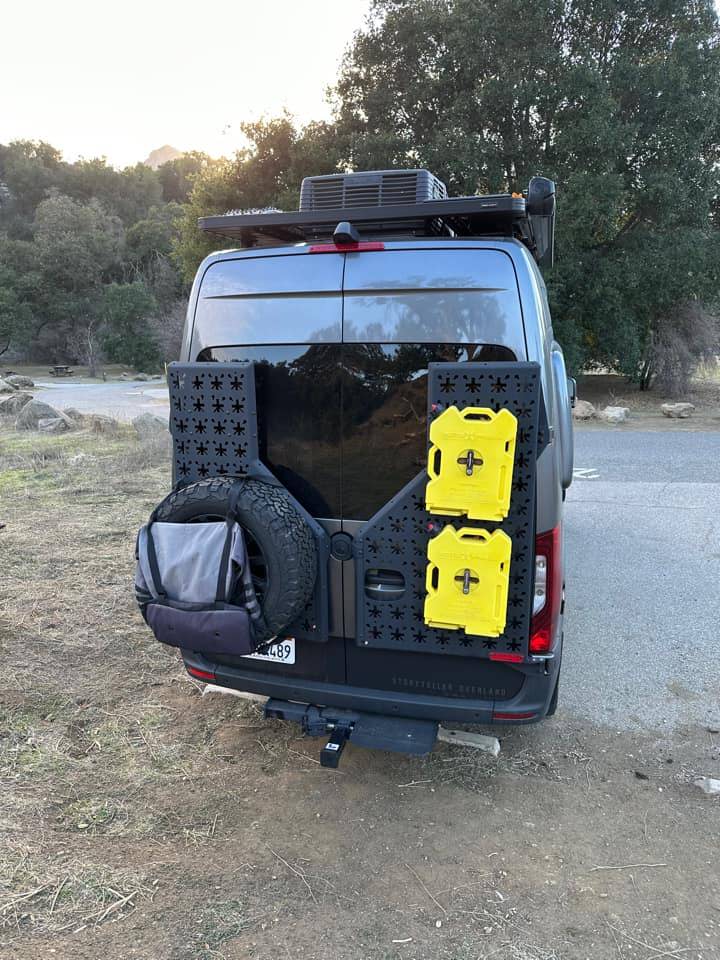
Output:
134,491,264,656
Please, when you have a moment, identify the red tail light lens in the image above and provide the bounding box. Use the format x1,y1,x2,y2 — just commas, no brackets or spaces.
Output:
309,241,385,253
187,666,216,682
529,525,562,654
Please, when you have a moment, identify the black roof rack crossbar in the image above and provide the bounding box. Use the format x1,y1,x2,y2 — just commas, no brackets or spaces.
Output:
198,195,527,246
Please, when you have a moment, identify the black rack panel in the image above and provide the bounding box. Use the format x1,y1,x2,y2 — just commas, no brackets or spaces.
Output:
167,362,330,644
354,362,547,660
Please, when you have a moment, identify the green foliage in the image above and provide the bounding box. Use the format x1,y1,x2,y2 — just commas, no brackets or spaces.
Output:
333,0,720,375
4,1,720,379
173,116,343,282
0,141,188,366
101,281,161,371
157,152,214,203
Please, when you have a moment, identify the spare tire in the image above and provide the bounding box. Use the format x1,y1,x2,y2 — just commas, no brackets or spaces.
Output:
153,478,317,642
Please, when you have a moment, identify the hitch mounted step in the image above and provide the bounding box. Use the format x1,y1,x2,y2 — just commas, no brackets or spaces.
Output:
264,700,439,767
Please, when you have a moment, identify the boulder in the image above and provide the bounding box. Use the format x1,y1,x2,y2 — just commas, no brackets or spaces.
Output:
85,413,120,435
694,777,720,797
572,399,596,421
5,374,34,389
15,399,74,431
38,417,70,434
133,373,151,382
0,391,33,416
598,405,630,424
0,378,18,394
661,402,695,419
132,412,168,441
63,407,85,423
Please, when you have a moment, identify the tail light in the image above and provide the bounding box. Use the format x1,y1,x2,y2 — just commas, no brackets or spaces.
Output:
187,665,216,682
309,241,385,253
529,525,562,655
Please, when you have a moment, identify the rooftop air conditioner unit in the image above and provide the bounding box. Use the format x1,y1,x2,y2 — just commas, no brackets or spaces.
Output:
299,169,448,212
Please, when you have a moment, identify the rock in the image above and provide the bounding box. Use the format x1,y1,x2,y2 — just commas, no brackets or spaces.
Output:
151,374,163,380
118,372,131,380
84,414,120,435
5,374,34,389
38,417,70,434
0,378,18,394
598,405,630,424
661,402,695,419
133,373,151,381
15,399,74,431
694,777,720,796
572,399,596,420
62,408,85,423
132,412,168,441
0,391,33,415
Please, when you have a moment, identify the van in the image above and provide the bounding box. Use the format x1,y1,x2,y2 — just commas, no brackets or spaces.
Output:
149,170,574,764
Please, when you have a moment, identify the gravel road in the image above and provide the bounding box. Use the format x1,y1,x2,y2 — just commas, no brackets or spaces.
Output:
32,379,170,421
564,429,720,730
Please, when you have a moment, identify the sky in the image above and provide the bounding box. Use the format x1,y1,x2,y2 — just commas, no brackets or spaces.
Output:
0,0,372,168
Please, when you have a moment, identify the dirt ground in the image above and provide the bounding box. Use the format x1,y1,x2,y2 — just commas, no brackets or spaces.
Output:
577,371,720,430
1,425,719,960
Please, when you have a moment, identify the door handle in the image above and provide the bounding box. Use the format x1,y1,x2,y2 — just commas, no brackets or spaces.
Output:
364,569,406,601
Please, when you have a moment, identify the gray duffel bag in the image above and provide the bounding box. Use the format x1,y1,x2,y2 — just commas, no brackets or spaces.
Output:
135,504,265,656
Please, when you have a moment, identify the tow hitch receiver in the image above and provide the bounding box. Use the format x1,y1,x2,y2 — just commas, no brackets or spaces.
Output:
264,700,439,767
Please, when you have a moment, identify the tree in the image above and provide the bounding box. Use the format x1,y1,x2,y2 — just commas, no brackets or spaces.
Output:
173,116,343,281
100,281,161,371
0,140,65,236
334,0,720,376
68,317,105,378
157,152,216,204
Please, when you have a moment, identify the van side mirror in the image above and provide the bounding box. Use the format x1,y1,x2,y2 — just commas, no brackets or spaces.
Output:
527,177,556,269
567,377,577,408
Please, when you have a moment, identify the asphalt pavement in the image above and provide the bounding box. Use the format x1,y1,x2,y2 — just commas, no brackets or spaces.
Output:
32,379,170,421
563,429,720,730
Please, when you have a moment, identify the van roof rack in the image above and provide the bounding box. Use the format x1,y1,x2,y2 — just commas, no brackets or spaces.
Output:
198,176,555,267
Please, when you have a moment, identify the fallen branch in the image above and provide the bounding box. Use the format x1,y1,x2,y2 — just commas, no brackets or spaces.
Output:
266,844,318,904
49,875,69,915
0,885,49,913
95,889,138,924
590,862,667,872
606,922,692,959
405,863,448,918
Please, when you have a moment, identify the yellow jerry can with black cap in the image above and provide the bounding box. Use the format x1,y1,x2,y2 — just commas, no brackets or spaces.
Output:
426,405,517,521
424,526,512,637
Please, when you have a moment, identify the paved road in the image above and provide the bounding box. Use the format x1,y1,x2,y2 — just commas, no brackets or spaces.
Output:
564,430,720,730
33,379,170,421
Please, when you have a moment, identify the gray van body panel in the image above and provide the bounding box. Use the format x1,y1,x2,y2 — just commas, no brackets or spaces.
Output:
181,237,568,721
184,239,565,539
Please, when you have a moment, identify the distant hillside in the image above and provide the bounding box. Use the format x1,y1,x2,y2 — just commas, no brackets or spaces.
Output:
143,145,182,169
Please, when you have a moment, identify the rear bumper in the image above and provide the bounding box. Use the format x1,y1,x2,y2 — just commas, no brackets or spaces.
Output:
182,649,560,724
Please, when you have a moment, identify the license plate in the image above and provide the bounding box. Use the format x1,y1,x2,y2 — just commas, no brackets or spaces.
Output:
244,638,296,665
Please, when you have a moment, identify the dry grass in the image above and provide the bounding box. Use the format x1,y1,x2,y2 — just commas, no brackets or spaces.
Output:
1,424,717,960
0,844,156,937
